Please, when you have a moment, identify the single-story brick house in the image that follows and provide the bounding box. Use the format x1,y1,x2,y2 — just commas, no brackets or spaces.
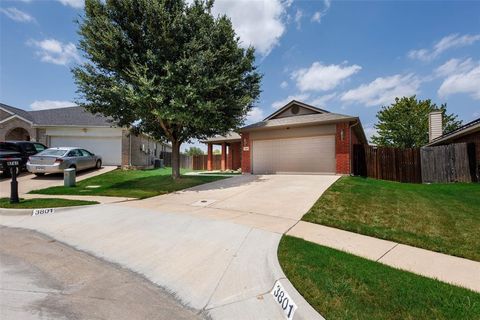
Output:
0,102,171,167
204,100,367,174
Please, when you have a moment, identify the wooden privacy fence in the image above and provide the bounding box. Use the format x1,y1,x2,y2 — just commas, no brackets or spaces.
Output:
421,143,477,183
191,155,222,171
353,142,477,183
353,145,422,183
160,152,222,170
160,151,192,169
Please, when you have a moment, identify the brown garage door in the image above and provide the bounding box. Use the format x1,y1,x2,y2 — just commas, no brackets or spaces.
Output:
252,135,336,174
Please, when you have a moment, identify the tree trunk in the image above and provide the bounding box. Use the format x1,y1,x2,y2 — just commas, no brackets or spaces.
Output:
171,139,181,180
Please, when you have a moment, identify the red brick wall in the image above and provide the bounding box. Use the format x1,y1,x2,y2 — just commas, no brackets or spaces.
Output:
336,122,351,174
230,142,242,170
240,133,251,173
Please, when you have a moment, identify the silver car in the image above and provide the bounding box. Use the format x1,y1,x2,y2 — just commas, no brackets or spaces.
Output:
27,147,102,176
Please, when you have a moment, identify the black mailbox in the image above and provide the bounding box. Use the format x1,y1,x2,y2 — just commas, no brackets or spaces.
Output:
6,158,21,204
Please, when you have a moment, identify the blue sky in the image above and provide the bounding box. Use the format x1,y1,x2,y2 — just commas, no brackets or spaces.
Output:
1,0,479,150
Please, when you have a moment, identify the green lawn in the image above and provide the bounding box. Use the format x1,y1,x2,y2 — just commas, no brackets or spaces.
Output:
278,236,480,320
302,177,480,261
30,167,227,199
0,198,98,208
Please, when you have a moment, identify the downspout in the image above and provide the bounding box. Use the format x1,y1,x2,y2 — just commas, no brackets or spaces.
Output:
349,120,360,176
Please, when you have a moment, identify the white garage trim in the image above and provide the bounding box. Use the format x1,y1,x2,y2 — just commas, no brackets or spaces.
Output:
252,135,336,174
50,136,121,166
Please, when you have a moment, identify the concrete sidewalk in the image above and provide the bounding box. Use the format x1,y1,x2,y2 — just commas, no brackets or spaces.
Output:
288,221,480,292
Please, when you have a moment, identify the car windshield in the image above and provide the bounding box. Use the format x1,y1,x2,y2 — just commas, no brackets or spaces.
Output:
37,149,68,157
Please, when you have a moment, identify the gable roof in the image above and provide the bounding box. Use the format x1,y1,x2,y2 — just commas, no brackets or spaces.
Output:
264,100,329,121
0,103,34,122
30,106,115,127
426,117,480,146
0,103,115,127
241,112,356,131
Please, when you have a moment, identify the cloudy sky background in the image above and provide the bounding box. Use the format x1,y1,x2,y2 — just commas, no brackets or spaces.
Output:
1,0,479,151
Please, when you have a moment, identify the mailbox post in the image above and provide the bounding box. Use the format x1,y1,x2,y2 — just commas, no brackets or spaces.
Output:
6,158,21,204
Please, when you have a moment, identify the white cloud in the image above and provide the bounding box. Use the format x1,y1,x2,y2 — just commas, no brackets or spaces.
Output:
271,94,310,109
212,0,287,56
291,62,362,92
363,125,377,143
30,100,77,111
58,0,84,9
28,39,81,66
246,107,266,123
341,73,422,107
437,58,480,100
408,33,480,61
294,9,303,29
311,0,331,23
435,58,476,77
0,7,35,23
308,93,337,108
280,81,288,89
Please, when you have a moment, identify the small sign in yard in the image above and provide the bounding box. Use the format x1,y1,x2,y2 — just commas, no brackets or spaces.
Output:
32,208,55,216
271,280,297,320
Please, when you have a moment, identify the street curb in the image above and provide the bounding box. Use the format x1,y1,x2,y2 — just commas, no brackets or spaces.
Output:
0,204,98,216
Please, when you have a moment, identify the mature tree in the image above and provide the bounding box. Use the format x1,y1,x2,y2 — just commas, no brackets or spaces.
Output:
371,96,462,148
73,0,261,178
184,146,204,156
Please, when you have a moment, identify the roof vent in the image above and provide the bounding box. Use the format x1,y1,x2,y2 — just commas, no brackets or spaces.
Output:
291,105,299,114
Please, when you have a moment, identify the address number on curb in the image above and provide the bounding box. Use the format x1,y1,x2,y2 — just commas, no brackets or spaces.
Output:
32,208,55,216
270,280,297,320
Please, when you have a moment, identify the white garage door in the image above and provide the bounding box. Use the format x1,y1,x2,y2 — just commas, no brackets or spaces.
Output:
252,135,336,174
50,136,121,166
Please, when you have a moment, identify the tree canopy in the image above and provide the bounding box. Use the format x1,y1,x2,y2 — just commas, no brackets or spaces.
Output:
73,0,261,178
371,96,462,148
184,146,204,156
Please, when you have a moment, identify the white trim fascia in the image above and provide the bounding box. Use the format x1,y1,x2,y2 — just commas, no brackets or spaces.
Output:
0,114,34,125
0,106,15,116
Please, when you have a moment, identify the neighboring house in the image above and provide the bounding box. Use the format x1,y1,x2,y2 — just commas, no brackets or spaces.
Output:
426,112,480,177
0,103,171,167
204,100,367,174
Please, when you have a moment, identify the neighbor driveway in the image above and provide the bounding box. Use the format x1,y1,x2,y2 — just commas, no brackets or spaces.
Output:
0,166,117,198
0,174,338,319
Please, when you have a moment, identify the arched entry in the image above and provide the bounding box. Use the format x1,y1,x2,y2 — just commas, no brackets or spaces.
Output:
5,127,31,141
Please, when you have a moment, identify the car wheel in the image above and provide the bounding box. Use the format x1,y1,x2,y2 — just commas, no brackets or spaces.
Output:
95,160,102,169
69,165,76,170
34,173,45,177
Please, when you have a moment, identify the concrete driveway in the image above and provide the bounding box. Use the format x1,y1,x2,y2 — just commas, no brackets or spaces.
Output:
0,166,117,198
124,174,339,233
0,174,338,319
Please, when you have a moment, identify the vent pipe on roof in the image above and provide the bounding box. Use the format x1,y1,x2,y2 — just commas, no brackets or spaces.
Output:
428,111,443,142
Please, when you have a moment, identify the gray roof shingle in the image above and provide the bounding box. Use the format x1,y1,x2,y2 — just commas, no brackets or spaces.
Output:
0,103,34,122
240,112,356,131
29,106,115,127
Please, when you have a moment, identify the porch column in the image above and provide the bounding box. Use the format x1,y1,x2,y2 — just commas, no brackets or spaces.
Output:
207,143,213,171
221,142,227,171
227,144,233,170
